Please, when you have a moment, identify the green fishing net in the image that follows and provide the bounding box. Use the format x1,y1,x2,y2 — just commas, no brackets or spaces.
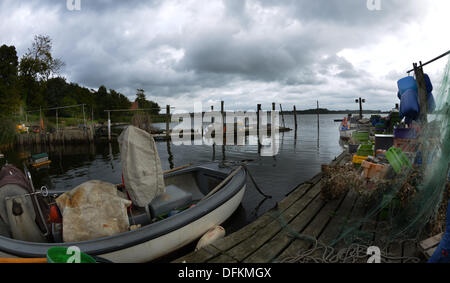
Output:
331,57,450,248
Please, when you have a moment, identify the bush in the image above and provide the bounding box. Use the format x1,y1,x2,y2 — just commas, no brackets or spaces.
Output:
0,120,16,146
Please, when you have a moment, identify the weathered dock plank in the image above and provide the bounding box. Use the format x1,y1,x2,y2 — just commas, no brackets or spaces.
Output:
209,182,322,263
173,183,313,263
272,191,348,262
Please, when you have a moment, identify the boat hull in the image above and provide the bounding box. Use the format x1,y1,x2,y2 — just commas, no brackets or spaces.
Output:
0,164,247,262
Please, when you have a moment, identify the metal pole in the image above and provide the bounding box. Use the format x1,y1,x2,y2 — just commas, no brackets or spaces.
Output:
40,107,42,132
82,104,86,129
56,109,58,133
407,50,450,74
107,111,111,141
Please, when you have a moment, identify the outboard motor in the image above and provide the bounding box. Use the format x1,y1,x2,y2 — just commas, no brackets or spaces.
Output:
0,165,49,242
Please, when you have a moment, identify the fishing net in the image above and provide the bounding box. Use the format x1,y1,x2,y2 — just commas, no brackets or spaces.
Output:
277,56,450,263
333,57,450,246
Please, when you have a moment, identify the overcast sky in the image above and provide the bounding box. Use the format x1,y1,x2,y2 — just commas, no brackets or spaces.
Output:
1,0,449,112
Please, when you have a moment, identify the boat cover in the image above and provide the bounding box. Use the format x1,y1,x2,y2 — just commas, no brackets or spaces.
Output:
56,180,132,242
118,126,165,207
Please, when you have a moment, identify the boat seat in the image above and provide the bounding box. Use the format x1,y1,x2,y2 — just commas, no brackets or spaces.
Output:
146,185,193,220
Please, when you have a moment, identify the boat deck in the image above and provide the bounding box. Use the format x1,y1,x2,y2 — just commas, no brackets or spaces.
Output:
173,151,422,263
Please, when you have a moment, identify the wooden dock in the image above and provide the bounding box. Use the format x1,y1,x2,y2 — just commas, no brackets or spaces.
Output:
174,151,423,263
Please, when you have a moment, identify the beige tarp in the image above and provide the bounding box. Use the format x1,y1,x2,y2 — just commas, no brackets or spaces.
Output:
118,126,165,207
56,180,132,242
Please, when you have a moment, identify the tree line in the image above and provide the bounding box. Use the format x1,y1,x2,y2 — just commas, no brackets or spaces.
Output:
0,35,160,122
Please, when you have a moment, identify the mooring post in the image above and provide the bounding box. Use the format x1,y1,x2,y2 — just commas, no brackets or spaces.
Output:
272,103,276,134
221,101,225,142
293,105,298,133
414,62,429,124
257,103,261,138
279,104,286,128
166,105,171,139
317,101,320,144
107,110,111,142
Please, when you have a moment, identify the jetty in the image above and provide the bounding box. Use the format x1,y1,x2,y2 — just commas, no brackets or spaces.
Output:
174,151,422,263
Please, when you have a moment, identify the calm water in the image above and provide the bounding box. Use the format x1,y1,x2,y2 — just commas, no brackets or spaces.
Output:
1,114,348,234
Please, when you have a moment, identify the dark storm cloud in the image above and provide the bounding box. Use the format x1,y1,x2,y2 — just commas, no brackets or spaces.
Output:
0,0,432,110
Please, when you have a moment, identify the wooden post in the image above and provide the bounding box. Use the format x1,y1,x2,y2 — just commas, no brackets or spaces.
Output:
414,62,428,123
293,105,298,132
107,110,111,141
272,103,276,134
257,104,262,137
221,101,225,140
166,105,171,139
279,104,286,128
211,105,214,124
257,104,261,154
359,98,363,119
317,100,320,140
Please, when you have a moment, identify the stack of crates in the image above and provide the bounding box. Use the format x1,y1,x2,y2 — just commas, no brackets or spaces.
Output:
352,131,370,143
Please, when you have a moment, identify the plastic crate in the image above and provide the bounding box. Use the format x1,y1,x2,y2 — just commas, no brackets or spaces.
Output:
357,144,374,156
352,131,369,142
386,147,412,173
352,155,368,167
394,138,417,152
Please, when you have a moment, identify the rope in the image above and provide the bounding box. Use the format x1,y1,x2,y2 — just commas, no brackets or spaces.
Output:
218,160,273,199
269,209,421,263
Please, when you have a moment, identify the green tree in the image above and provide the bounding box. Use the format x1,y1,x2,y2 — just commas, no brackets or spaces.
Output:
19,35,64,110
135,89,160,115
20,35,64,81
0,45,22,117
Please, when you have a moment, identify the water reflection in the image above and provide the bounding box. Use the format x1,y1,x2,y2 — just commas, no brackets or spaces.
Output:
3,114,348,233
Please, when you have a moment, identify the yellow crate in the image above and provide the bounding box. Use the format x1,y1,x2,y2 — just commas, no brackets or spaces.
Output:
352,155,368,164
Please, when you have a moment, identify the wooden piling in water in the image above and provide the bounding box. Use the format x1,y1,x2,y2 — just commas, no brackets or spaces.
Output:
293,105,298,133
166,105,171,139
279,104,286,128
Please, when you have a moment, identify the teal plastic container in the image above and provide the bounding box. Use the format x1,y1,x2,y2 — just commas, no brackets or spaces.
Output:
386,147,412,173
